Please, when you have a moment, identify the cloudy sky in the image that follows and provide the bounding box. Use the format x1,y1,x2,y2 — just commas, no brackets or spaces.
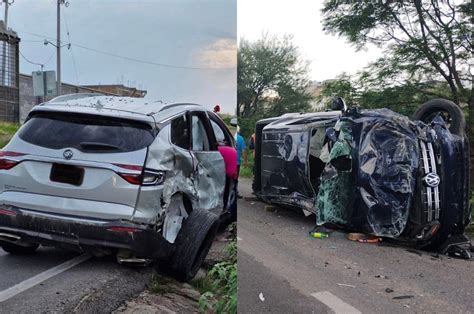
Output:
238,0,382,82
11,0,237,113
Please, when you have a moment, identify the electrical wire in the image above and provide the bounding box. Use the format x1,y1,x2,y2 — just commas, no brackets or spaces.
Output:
19,51,44,70
62,7,80,85
16,29,236,71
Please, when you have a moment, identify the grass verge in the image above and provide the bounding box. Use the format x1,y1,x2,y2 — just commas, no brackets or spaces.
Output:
0,122,19,148
196,223,237,314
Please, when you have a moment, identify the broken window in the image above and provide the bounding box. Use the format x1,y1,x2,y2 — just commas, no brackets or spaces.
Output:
191,115,210,151
171,115,190,150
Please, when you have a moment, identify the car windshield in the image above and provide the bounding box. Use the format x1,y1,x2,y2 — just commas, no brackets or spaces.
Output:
19,112,155,153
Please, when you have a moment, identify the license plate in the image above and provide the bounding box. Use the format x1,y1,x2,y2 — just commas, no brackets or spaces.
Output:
50,163,84,186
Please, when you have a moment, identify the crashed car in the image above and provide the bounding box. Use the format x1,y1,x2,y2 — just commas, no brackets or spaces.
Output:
253,98,470,254
0,94,236,281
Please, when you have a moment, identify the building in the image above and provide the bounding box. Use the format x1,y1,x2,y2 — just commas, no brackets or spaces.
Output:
83,84,147,98
0,22,20,123
19,74,147,122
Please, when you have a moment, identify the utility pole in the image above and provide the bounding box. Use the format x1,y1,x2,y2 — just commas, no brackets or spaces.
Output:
56,0,61,96
1,0,12,86
3,0,9,28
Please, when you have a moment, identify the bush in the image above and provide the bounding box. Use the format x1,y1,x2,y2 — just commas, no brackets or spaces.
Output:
198,223,237,314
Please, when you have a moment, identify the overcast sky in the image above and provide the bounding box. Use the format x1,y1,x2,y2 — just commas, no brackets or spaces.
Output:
238,0,382,82
10,0,237,113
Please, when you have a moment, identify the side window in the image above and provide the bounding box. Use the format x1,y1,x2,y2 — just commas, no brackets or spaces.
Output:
191,115,210,151
211,120,227,146
171,115,190,149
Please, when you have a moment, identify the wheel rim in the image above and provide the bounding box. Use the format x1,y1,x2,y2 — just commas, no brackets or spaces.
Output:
423,110,452,129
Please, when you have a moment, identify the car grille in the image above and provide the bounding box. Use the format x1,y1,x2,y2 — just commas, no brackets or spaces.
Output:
419,140,440,221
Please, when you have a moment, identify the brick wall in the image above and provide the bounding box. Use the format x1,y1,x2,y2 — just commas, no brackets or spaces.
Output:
18,74,119,123
0,85,19,123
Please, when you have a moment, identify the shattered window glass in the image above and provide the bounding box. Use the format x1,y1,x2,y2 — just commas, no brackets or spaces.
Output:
316,122,354,226
171,115,190,150
191,115,210,151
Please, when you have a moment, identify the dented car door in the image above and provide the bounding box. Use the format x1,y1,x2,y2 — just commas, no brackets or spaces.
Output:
189,111,226,212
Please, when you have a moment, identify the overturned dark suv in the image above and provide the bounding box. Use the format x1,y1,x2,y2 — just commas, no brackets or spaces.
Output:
253,99,471,254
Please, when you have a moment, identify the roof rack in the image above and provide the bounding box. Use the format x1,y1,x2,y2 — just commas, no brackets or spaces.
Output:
158,102,201,112
48,93,104,103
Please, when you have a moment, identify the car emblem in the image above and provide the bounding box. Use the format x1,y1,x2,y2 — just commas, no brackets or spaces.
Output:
423,172,440,188
63,149,74,160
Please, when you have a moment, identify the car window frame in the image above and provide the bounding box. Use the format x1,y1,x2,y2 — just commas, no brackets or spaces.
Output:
169,114,191,150
187,111,218,152
208,112,235,148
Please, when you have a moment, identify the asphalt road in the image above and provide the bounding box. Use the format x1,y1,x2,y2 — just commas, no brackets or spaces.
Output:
0,246,152,313
237,178,474,313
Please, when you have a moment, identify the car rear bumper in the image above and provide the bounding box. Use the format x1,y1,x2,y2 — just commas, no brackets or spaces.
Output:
0,205,174,259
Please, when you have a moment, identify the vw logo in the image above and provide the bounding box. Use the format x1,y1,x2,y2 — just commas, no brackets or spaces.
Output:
63,149,74,160
423,172,440,188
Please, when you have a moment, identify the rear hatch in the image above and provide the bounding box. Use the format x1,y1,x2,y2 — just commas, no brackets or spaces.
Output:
0,112,155,221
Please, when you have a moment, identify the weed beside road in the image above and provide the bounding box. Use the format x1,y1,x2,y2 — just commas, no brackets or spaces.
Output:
0,122,19,148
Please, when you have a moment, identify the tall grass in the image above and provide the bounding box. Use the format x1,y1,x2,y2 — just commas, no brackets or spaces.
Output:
0,122,19,148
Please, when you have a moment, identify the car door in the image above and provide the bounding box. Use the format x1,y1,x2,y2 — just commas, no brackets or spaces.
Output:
188,111,226,212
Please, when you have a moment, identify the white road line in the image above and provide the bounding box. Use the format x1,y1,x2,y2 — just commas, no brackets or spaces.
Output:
311,291,361,314
0,253,90,303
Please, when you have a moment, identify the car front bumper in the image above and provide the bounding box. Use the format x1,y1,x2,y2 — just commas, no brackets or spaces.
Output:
0,205,174,259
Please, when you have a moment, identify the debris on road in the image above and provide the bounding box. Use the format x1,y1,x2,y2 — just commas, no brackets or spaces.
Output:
385,288,394,293
347,233,382,243
310,232,329,239
393,295,415,300
337,283,356,288
259,292,265,302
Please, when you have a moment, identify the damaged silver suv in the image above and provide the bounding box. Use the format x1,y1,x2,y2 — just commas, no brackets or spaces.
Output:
0,94,236,281
253,98,470,256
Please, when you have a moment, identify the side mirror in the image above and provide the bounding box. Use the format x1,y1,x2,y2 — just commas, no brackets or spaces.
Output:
230,117,238,127
331,97,347,112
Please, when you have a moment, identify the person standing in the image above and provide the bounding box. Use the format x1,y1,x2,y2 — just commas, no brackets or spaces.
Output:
235,126,247,198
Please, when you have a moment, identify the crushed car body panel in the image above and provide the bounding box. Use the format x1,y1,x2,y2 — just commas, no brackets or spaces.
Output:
254,107,470,246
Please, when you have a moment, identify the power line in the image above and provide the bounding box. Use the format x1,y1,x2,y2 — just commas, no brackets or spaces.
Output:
19,49,55,71
19,51,44,70
62,6,80,86
16,29,236,71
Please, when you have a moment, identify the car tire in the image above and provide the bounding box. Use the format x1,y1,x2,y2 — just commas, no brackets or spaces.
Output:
413,98,465,135
1,241,39,254
170,210,220,282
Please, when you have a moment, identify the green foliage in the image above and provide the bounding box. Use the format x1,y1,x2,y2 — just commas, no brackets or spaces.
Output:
198,223,237,314
0,123,19,148
321,1,472,125
317,73,358,108
238,34,312,120
239,151,254,179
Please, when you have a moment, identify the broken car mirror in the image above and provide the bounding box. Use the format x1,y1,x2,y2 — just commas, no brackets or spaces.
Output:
331,97,347,112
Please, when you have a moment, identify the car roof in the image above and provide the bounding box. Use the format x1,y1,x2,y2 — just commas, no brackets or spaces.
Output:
30,94,207,123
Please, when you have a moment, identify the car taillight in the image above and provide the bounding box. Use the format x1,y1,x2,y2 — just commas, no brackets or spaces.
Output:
118,173,143,185
112,164,165,186
0,152,25,170
0,207,16,216
142,169,166,186
107,226,142,233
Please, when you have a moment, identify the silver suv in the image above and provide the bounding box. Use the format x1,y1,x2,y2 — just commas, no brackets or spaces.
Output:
0,94,236,281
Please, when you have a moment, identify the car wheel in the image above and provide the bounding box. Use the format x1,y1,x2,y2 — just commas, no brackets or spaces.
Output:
413,98,465,135
170,209,220,282
1,241,39,254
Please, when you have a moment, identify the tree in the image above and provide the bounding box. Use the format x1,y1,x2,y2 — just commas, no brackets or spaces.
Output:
322,0,473,184
237,34,312,119
322,0,472,136
316,73,358,108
